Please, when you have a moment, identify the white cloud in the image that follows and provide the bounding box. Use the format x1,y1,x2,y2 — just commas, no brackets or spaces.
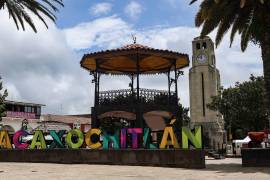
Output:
0,10,263,116
90,2,112,16
0,11,91,115
124,1,143,20
64,16,133,50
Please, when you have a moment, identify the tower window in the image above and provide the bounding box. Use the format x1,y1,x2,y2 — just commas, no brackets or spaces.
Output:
196,43,200,50
202,42,207,49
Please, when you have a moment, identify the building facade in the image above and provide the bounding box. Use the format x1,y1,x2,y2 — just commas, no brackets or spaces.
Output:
189,36,225,150
1,100,91,134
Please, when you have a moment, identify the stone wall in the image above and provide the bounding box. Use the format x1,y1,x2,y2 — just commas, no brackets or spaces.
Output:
0,149,205,169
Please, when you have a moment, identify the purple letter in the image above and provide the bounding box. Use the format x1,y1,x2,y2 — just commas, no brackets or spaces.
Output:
128,128,142,149
121,128,127,148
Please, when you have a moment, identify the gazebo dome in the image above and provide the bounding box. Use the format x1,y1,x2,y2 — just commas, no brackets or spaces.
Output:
80,43,189,74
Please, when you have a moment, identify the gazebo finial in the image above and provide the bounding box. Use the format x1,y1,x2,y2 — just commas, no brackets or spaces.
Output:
132,34,136,44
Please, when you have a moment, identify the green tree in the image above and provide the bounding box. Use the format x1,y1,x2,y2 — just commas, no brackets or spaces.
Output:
0,76,8,122
0,0,63,32
190,0,270,128
207,75,267,139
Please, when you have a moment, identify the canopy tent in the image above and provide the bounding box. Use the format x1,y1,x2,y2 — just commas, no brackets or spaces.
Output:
233,136,251,143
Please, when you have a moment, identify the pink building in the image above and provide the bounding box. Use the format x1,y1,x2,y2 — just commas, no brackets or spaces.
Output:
4,100,45,119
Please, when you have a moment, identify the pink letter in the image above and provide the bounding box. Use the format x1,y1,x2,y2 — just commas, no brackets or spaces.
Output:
121,128,127,149
128,128,142,149
13,130,29,149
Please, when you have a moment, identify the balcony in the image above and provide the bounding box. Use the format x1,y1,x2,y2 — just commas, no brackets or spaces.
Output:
6,111,36,119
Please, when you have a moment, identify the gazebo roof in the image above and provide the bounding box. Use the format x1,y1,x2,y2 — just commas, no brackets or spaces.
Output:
80,43,189,74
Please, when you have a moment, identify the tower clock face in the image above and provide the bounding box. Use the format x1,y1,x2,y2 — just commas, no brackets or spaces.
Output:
196,54,207,64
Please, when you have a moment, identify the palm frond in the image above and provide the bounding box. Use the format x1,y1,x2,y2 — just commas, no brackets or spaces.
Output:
2,0,63,32
215,2,238,47
240,8,255,51
189,0,198,5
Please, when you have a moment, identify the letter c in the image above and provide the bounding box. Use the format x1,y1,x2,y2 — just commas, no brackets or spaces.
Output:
85,128,102,149
13,130,29,149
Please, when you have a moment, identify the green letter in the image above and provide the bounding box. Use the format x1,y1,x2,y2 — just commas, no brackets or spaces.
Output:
66,129,84,149
182,126,202,149
30,130,46,149
102,130,120,149
143,128,156,149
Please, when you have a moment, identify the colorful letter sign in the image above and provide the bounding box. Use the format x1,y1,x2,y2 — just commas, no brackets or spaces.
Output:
0,125,203,150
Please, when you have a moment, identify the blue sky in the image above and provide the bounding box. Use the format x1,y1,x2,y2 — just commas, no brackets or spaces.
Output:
57,0,197,29
0,0,263,114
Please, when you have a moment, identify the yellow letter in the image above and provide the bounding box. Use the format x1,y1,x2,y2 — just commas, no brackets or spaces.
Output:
85,128,102,149
0,130,12,149
159,127,179,149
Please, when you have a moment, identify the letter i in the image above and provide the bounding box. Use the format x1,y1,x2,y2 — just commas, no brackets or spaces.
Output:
121,128,127,148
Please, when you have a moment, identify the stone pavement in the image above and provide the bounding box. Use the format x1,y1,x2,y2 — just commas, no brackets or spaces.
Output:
0,158,269,180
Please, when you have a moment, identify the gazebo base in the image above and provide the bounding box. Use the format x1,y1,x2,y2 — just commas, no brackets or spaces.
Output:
0,149,205,169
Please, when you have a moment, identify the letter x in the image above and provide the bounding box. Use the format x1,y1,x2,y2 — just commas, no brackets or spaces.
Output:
49,130,65,149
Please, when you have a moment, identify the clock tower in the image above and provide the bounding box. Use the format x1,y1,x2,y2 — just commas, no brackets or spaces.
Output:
189,36,225,150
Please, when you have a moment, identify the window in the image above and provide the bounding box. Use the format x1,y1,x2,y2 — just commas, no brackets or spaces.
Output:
202,42,207,49
37,107,41,115
196,43,200,50
26,106,31,113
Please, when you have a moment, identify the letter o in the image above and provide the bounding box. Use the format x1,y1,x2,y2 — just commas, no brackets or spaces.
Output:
85,128,102,149
66,129,84,149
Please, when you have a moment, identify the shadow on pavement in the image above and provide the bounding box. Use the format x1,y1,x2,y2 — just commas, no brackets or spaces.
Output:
205,162,270,175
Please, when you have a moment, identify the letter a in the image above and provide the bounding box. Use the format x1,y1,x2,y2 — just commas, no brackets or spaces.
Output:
159,127,180,149
30,130,46,149
0,130,12,149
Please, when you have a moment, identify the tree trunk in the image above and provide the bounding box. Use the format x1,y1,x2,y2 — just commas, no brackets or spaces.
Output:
261,32,270,129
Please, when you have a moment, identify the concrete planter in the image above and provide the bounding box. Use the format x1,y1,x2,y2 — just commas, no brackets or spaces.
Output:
242,148,270,167
0,149,205,169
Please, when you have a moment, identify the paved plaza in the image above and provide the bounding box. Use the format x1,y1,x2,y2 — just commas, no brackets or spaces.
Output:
0,158,269,180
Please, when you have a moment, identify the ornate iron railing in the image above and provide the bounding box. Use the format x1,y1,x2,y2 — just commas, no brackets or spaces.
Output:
98,88,176,106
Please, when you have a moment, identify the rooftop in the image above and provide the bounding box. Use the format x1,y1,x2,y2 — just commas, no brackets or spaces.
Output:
4,100,45,107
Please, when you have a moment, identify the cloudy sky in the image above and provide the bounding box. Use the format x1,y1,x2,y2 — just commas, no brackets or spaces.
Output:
0,0,263,115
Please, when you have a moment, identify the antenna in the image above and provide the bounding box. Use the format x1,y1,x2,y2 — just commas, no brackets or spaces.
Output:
132,34,136,44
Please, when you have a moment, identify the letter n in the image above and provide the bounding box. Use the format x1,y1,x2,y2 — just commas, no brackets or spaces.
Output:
102,130,120,149
182,126,202,149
